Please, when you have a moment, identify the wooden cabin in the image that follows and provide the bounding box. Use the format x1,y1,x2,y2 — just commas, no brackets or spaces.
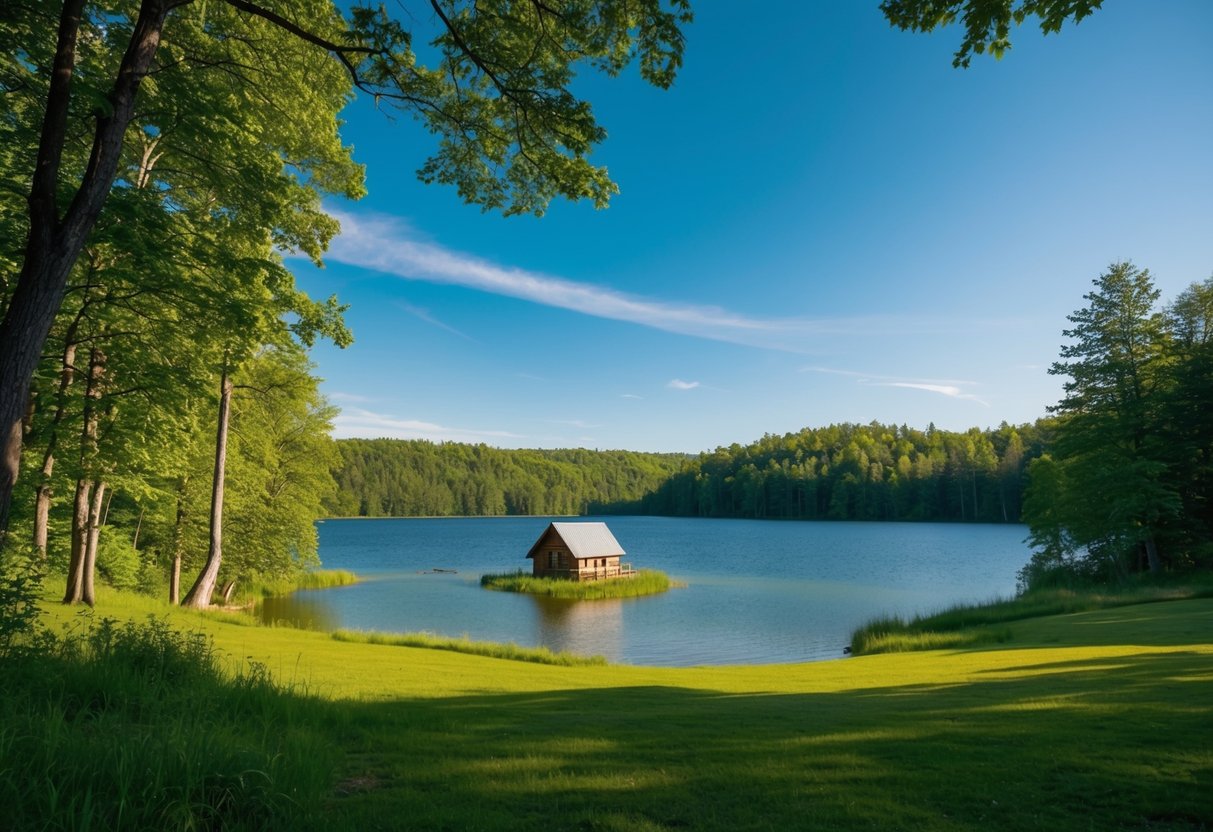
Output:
526,522,635,581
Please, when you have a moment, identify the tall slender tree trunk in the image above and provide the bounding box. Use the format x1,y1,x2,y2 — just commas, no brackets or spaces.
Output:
132,506,144,550
1144,535,1162,574
0,0,170,538
34,338,79,556
63,478,91,604
62,347,103,604
169,476,188,605
81,480,106,606
182,365,233,608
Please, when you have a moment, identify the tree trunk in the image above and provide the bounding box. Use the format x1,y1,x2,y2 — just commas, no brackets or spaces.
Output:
34,339,79,556
33,477,53,556
182,366,233,608
170,554,182,605
169,476,188,605
132,506,144,550
0,0,170,538
81,480,106,606
1144,535,1162,574
62,478,91,604
62,347,104,604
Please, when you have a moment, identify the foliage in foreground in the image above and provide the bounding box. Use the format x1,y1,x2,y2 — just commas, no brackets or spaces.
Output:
850,576,1213,655
18,580,1213,831
0,615,336,831
331,629,606,666
480,569,677,600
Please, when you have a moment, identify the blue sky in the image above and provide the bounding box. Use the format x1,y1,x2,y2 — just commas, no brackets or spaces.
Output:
289,2,1213,453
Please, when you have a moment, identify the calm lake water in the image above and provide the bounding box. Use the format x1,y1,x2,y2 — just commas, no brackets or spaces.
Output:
261,516,1032,666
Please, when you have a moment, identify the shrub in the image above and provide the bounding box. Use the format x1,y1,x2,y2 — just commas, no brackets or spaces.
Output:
95,531,141,591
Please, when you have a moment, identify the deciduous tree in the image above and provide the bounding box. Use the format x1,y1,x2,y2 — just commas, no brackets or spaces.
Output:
0,0,691,538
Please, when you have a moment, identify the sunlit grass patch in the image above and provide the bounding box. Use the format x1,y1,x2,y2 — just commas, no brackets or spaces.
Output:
331,628,607,666
480,569,678,599
850,576,1213,655
849,622,1013,654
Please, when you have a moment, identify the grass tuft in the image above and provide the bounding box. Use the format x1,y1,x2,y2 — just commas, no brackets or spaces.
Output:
850,575,1213,655
480,569,679,600
293,569,359,591
330,628,607,666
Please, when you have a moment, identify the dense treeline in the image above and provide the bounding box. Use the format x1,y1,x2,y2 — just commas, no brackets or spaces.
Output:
609,422,1047,522
328,423,1048,523
1020,264,1213,586
325,440,687,518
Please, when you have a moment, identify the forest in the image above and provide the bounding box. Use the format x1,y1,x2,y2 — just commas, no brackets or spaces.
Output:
325,440,687,518
329,421,1048,523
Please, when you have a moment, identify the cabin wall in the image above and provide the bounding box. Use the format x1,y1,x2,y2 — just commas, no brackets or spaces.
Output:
531,531,573,578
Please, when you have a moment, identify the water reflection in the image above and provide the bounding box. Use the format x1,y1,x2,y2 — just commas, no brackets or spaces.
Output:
277,517,1032,665
258,592,338,631
529,595,625,661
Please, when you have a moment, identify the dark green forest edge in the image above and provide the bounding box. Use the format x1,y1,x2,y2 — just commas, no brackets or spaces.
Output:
328,423,1046,523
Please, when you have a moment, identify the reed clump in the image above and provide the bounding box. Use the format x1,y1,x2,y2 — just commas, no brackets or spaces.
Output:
480,569,679,600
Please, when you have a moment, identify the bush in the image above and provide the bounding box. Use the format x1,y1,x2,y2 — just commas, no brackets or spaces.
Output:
0,549,44,660
95,531,141,591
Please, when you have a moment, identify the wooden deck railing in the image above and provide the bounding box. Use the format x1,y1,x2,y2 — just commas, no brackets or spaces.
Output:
549,563,636,581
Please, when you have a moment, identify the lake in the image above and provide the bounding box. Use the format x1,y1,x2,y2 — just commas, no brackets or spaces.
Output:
261,516,1032,666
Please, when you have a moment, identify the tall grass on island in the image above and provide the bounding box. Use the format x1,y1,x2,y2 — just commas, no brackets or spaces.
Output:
850,575,1213,655
480,569,678,600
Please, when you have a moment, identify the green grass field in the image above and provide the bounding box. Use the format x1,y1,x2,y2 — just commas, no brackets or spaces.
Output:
12,579,1213,831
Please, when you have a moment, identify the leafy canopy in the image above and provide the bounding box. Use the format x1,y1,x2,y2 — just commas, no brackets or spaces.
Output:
881,0,1105,67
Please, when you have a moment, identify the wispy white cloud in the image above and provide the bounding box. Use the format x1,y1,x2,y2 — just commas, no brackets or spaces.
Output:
880,381,990,406
322,210,971,353
667,379,701,391
620,393,643,400
333,407,527,444
395,301,476,341
804,366,990,406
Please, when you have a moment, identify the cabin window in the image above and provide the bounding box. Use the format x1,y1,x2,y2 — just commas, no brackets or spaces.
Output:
548,551,558,569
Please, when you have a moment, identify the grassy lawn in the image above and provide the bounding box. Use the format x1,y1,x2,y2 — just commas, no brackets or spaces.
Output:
19,581,1213,831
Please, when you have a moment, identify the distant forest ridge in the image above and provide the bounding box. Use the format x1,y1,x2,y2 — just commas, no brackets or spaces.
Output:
325,421,1050,523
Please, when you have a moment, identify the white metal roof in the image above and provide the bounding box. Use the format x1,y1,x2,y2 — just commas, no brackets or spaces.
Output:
527,522,625,559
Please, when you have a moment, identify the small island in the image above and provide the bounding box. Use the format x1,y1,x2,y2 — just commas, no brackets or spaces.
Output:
481,521,677,600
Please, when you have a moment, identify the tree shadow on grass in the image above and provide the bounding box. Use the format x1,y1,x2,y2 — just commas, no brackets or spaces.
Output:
319,649,1213,831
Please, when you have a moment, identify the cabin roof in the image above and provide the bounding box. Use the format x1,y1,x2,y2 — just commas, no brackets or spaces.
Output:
526,522,625,560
